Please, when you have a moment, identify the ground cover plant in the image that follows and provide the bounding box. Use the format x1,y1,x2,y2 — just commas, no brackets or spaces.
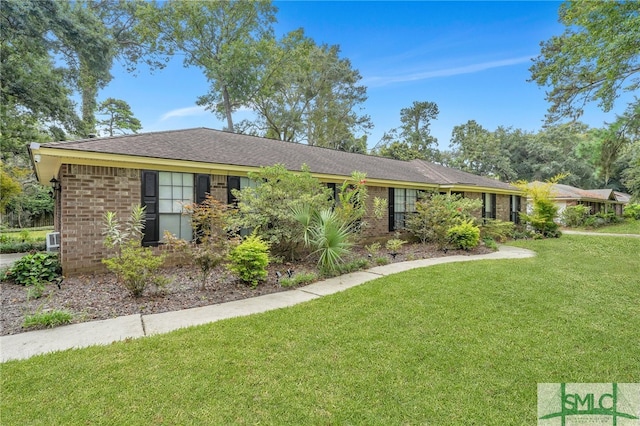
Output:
2,235,638,424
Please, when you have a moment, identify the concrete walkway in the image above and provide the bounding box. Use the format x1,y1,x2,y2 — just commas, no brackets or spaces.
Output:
0,253,27,269
0,245,535,363
562,230,640,238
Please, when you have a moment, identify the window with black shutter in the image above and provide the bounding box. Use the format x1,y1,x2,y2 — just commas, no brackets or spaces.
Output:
141,171,203,244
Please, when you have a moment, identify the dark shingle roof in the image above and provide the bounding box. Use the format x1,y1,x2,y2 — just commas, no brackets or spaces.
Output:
551,184,617,201
43,127,517,191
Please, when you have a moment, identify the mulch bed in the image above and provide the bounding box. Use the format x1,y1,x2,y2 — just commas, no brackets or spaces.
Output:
1,243,491,336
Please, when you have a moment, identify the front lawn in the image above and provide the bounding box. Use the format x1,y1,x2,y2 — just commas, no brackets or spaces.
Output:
2,235,639,424
578,218,640,234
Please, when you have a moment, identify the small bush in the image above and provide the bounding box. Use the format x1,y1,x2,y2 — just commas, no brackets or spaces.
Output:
3,252,61,286
364,242,381,257
447,220,481,250
480,219,515,242
405,192,482,248
623,203,640,220
228,234,270,288
103,242,167,297
385,237,406,254
102,206,167,297
23,309,73,329
561,205,590,227
279,272,318,288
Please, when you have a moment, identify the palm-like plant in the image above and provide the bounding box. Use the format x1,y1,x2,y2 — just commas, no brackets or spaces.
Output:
292,206,353,273
310,209,353,273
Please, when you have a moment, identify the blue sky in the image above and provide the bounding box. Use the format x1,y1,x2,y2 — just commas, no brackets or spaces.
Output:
99,1,626,150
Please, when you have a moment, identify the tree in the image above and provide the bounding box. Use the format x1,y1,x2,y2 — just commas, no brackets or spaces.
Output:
70,0,164,137
530,1,640,122
0,0,109,133
373,101,440,161
447,120,514,180
620,140,640,201
244,31,372,148
140,0,276,132
0,166,22,215
97,98,142,136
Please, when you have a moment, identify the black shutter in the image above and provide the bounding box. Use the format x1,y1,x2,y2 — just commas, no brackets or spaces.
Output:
482,193,486,219
388,187,395,232
327,183,337,204
491,193,497,219
196,174,211,204
227,176,241,205
141,170,159,246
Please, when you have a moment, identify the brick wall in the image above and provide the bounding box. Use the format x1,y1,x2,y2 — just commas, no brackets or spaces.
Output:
362,185,390,237
57,166,522,274
60,164,140,275
210,174,227,203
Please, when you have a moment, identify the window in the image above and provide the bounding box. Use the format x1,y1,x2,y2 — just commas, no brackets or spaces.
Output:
159,172,193,241
389,188,417,231
227,176,258,205
141,171,210,245
482,193,497,220
510,195,521,223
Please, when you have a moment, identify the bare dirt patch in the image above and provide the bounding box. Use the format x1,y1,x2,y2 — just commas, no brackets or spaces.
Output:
1,244,491,336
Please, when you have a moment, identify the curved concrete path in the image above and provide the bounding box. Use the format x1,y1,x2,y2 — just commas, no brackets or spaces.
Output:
0,245,535,363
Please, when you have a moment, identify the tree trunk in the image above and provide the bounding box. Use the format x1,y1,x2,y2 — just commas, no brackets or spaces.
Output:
222,86,234,132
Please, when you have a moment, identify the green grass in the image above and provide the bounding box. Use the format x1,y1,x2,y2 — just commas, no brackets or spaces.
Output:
23,309,73,329
0,228,52,241
582,218,640,234
2,235,639,424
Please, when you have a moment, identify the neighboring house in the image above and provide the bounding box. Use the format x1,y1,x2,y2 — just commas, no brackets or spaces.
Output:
29,128,524,275
548,183,628,217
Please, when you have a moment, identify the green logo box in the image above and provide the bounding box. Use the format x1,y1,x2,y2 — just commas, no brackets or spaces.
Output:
538,383,640,425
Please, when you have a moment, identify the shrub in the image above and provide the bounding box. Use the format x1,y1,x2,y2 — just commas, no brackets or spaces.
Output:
103,242,167,297
480,219,515,242
405,192,482,248
102,205,167,297
229,164,333,260
385,237,406,256
561,205,590,227
23,309,73,329
166,195,233,290
228,233,270,288
447,220,481,250
0,241,46,253
3,252,61,286
364,242,381,257
514,175,566,238
623,203,640,220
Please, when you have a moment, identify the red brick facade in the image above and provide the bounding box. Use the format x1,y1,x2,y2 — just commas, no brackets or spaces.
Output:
56,166,521,275
58,165,140,275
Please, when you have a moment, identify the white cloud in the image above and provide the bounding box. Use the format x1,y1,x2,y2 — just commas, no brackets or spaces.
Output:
160,105,208,121
160,105,255,121
365,55,534,87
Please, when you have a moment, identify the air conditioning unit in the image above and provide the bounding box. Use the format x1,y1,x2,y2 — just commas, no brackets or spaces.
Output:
46,232,60,252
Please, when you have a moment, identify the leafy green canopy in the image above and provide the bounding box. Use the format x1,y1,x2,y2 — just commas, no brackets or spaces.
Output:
530,1,640,122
